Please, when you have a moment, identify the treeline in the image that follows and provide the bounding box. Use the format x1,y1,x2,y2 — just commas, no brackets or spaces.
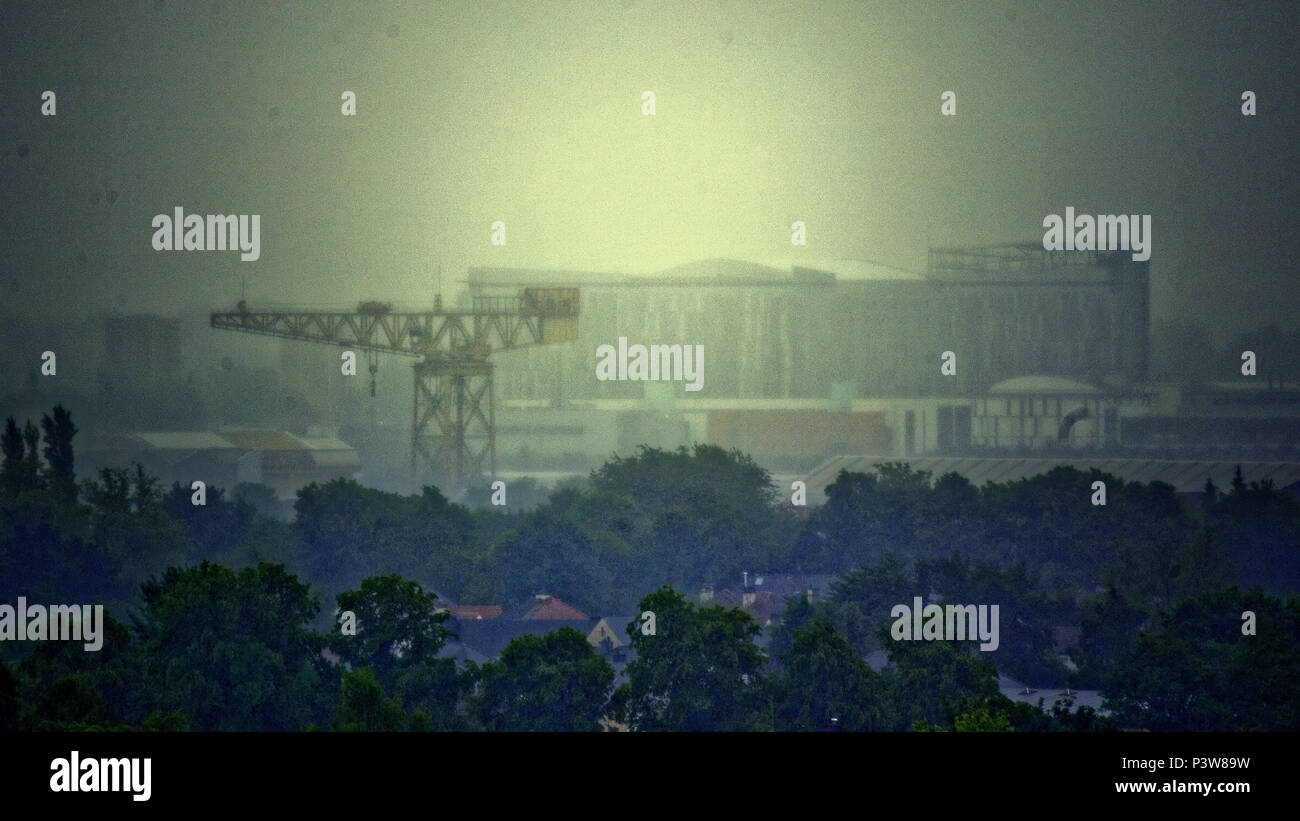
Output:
2,406,1299,730
0,568,1118,733
6,564,1293,732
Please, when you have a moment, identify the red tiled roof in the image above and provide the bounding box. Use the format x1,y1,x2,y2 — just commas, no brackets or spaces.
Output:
448,605,503,621
510,594,588,621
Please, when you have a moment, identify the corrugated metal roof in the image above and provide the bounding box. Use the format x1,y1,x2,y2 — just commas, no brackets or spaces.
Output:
130,432,238,450
296,436,354,451
217,430,307,450
804,456,1300,500
131,430,360,455
447,605,503,621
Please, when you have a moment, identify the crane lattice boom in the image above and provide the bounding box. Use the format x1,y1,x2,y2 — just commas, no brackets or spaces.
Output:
210,287,579,493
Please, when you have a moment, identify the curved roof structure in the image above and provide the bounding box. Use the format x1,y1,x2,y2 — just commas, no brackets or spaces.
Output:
990,375,1101,395
756,257,926,281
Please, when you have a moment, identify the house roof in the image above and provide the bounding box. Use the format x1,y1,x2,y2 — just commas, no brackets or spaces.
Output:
447,605,503,621
217,430,308,450
745,592,785,625
588,617,637,649
706,588,742,608
503,594,589,621
749,573,838,598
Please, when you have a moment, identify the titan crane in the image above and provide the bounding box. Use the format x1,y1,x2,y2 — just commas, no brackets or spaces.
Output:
211,287,579,493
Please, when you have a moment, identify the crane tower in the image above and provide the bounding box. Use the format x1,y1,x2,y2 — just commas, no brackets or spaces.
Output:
211,287,579,493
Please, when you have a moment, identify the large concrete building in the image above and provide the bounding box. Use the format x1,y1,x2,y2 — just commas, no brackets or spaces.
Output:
464,245,1151,470
468,244,1150,404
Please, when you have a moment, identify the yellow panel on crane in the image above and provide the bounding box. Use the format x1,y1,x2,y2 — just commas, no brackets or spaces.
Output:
521,287,579,343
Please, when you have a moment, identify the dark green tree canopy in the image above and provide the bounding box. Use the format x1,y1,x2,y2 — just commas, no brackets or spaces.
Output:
615,586,770,732
471,627,614,732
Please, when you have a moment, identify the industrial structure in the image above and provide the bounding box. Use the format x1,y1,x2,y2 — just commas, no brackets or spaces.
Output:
76,427,359,513
460,244,1152,470
469,244,1150,402
211,288,579,492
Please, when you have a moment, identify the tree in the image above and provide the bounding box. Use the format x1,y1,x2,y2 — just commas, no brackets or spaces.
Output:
822,554,915,654
136,561,332,731
39,405,77,502
614,587,770,731
0,409,113,605
953,705,1014,732
329,574,461,727
882,631,1000,731
293,480,482,604
82,465,193,587
774,620,885,731
915,557,1068,686
1206,472,1300,593
0,417,31,496
14,612,149,730
1104,588,1300,731
589,445,798,587
21,421,39,486
332,667,428,732
1104,632,1231,731
163,481,293,568
1074,586,1148,687
471,628,614,731
486,487,628,615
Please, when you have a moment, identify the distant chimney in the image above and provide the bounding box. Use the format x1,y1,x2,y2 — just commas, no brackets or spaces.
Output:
742,570,749,589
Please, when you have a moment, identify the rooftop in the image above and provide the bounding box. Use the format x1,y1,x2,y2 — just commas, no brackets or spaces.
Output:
468,257,926,288
503,594,589,621
990,376,1102,395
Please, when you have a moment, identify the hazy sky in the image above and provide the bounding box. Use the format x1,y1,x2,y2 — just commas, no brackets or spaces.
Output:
2,0,1295,339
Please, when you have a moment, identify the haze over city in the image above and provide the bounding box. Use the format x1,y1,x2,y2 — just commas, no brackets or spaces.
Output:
1,0,1295,336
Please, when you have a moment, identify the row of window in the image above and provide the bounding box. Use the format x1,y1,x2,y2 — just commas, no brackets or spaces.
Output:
976,397,1101,418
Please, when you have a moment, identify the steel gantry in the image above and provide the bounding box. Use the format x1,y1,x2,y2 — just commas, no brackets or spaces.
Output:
211,287,579,493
